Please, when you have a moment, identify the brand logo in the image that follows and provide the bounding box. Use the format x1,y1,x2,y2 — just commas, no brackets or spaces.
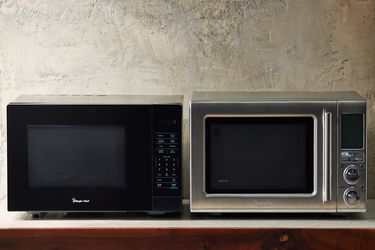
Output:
217,179,229,183
254,200,273,207
72,197,90,204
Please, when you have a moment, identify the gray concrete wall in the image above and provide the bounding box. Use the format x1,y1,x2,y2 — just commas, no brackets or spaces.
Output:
0,0,374,200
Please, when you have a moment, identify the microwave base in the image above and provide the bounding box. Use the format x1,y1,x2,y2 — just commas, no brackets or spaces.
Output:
190,208,366,214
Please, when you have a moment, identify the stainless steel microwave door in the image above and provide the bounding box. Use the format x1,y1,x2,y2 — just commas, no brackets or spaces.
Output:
190,98,339,212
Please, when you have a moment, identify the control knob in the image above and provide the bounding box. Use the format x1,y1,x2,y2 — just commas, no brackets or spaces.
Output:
343,166,360,184
344,188,360,205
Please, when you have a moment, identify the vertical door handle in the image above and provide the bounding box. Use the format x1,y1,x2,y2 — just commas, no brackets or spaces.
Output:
323,111,332,202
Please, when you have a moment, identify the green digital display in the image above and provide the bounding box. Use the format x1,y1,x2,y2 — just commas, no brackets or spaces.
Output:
341,114,364,149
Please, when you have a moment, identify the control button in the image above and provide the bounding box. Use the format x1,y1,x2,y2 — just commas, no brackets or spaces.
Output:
156,134,165,138
341,151,364,162
157,139,166,144
344,166,360,184
156,183,169,189
170,134,176,138
170,139,176,144
341,152,350,161
169,182,178,189
344,188,360,205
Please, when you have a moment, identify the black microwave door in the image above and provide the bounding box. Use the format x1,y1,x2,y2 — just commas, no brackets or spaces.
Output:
205,117,314,194
7,105,152,211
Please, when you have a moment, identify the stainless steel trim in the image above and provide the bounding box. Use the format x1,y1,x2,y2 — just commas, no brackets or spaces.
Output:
191,208,337,213
192,91,365,102
189,101,194,211
323,111,332,202
337,208,367,213
202,114,318,198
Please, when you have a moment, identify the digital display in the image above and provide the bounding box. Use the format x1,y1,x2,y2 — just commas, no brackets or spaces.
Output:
341,114,364,149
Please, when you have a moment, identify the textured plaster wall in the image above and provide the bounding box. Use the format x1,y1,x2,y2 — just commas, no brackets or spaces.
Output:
0,0,374,200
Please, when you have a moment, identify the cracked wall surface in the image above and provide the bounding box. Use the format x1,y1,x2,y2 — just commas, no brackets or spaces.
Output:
0,0,374,199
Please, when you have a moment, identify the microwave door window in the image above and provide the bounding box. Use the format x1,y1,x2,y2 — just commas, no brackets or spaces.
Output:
27,125,126,188
205,117,314,194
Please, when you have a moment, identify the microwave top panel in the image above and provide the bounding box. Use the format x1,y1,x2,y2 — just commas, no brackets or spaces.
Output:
10,95,183,105
191,91,365,103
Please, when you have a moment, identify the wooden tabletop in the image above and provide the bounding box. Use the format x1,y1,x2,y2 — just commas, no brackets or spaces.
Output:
0,197,374,249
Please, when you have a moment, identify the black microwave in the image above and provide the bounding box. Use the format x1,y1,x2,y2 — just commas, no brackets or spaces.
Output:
7,95,182,215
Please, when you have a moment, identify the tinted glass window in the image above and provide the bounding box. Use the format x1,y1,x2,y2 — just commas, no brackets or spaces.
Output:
205,117,314,194
28,125,126,188
341,114,364,149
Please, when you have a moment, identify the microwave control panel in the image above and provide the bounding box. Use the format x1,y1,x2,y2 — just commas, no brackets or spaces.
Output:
339,151,366,206
338,111,366,211
152,105,182,199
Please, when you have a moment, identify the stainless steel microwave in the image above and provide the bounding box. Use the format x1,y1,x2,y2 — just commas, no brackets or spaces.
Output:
190,91,367,213
7,95,182,216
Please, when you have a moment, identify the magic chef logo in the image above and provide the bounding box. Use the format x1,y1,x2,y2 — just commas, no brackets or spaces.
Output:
72,197,90,204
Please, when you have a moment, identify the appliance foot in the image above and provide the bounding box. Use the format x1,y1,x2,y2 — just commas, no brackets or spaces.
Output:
29,212,46,218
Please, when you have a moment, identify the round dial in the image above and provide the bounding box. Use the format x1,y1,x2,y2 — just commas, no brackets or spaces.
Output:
344,166,360,184
344,188,360,206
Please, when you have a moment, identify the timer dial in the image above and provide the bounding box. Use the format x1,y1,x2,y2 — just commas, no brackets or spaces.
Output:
344,188,360,206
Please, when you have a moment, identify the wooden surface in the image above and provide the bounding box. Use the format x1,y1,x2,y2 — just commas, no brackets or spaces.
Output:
0,228,374,250
1,199,375,249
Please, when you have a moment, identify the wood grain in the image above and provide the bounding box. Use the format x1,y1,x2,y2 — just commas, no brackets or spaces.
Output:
0,228,374,250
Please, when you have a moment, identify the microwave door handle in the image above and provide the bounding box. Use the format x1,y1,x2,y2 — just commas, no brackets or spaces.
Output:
323,111,332,202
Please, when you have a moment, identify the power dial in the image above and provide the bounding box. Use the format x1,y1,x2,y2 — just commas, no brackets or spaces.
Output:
344,188,360,206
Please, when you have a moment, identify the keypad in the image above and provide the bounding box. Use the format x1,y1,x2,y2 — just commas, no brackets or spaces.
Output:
154,133,179,190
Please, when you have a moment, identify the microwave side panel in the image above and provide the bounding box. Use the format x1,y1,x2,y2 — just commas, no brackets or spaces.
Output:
190,101,206,212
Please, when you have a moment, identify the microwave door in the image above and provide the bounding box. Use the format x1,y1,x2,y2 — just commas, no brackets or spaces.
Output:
191,101,338,212
205,116,315,196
